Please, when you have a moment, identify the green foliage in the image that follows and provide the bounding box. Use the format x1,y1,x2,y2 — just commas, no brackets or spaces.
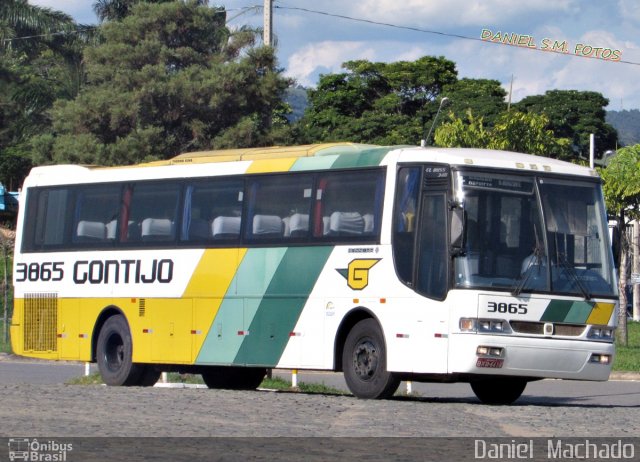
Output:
297,56,458,145
0,2,88,187
93,0,189,23
0,318,10,353
599,144,640,221
259,376,346,395
613,321,640,371
441,78,507,127
607,109,640,147
434,109,570,156
33,1,292,166
516,90,618,161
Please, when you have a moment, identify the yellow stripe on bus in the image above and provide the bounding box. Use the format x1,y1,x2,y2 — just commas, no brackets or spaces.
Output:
182,248,247,362
245,158,297,174
586,302,615,325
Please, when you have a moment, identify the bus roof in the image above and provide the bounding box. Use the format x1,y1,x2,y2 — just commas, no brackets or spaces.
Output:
24,143,598,186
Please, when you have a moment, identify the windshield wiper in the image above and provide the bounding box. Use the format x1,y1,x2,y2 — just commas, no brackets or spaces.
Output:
511,244,544,297
557,253,591,300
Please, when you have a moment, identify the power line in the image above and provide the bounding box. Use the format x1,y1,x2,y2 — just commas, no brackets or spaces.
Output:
1,26,97,44
1,6,254,45
274,5,640,67
4,3,639,68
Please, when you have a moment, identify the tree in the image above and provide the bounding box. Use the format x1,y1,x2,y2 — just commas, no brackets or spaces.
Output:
441,78,507,127
0,1,87,187
31,1,292,166
92,0,206,23
296,56,458,145
516,90,618,161
434,109,570,156
1,0,76,56
599,145,640,345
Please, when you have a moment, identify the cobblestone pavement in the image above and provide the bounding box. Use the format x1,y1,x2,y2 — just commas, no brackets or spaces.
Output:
0,381,639,438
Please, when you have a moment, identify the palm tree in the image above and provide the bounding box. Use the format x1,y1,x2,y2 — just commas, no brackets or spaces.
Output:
93,0,209,23
0,0,77,55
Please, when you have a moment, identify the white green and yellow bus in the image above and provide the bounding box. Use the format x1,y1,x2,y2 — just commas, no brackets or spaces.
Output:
10,143,618,403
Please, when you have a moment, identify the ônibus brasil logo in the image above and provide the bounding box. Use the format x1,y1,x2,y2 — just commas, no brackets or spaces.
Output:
8,438,73,461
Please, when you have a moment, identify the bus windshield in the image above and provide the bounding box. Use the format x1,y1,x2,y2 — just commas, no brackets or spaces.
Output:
453,171,617,298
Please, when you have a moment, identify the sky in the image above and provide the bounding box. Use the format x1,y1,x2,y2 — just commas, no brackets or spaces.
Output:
29,0,640,111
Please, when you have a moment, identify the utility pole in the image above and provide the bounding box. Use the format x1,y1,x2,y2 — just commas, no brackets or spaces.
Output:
507,74,513,111
263,0,273,46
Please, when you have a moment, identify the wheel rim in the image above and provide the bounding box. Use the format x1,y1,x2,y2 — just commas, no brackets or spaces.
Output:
352,338,379,381
104,332,125,373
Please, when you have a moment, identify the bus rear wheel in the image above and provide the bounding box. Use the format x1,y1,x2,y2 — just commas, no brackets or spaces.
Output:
470,377,527,405
201,366,267,390
96,314,145,386
342,318,400,399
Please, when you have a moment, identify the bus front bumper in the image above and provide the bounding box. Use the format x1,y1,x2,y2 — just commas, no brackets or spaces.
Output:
448,333,615,381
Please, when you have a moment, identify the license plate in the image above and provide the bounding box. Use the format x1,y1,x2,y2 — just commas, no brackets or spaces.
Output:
476,358,504,368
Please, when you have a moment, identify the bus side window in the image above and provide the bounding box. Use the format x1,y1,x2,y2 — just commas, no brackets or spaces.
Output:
182,178,244,242
416,193,448,299
25,188,72,250
392,167,420,285
314,170,384,239
72,184,121,244
245,174,314,242
126,182,180,243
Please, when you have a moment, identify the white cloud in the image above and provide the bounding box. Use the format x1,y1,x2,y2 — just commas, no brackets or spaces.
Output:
618,0,640,22
349,0,578,27
29,0,97,23
285,41,377,86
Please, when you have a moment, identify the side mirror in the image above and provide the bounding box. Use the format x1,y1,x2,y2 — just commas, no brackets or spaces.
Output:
450,207,466,256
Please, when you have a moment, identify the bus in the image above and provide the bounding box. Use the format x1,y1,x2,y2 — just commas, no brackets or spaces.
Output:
10,143,618,404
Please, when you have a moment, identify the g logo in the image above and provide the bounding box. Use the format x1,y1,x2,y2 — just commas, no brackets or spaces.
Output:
337,259,381,290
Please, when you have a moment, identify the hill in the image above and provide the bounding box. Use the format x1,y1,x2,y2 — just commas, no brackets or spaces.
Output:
606,109,640,147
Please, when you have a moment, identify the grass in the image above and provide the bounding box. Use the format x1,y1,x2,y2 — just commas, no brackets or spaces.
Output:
67,372,346,395
260,375,347,395
613,320,640,371
0,319,10,354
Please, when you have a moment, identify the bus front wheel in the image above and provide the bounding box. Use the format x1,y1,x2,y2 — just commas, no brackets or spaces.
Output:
470,378,527,405
342,318,400,399
96,314,145,386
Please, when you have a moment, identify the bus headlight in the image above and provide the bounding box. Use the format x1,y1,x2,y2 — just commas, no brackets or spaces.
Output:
588,326,615,341
459,318,511,334
478,319,509,334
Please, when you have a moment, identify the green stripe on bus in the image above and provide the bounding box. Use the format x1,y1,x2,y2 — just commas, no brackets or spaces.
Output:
540,300,573,322
564,301,595,324
290,155,339,171
234,246,334,366
195,248,287,365
330,147,391,169
540,300,595,323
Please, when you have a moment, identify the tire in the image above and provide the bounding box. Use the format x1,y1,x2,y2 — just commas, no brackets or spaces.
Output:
96,314,144,386
470,377,527,405
201,366,267,390
342,318,400,399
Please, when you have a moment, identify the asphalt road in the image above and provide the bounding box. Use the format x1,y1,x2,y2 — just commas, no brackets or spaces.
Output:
1,355,639,461
1,353,639,407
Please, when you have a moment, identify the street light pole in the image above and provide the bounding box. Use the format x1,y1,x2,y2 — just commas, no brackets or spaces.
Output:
422,97,450,147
